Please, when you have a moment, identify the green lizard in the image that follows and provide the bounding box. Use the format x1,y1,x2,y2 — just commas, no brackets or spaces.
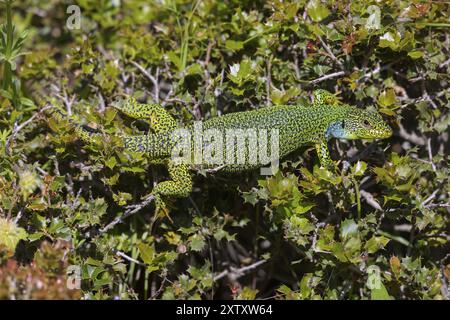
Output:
50,89,392,216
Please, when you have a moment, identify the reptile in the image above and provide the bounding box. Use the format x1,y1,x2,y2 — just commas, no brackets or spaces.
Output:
50,89,392,216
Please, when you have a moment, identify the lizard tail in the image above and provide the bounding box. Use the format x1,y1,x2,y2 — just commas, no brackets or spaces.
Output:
49,104,103,145
123,133,173,159
31,91,104,145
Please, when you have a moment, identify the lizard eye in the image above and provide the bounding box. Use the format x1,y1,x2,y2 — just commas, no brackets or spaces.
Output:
363,119,371,127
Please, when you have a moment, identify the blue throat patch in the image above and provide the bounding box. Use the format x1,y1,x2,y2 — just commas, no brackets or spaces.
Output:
326,121,346,140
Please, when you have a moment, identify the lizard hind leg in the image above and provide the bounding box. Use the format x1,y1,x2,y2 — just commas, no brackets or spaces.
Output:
151,161,193,219
112,96,178,133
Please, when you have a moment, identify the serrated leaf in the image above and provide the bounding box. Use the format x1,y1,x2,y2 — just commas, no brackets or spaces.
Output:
189,234,206,252
225,40,244,51
0,218,27,252
340,219,358,239
137,243,155,265
370,282,394,300
407,50,424,59
307,0,330,22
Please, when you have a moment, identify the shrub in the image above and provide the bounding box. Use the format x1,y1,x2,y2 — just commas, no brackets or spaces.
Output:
0,0,448,300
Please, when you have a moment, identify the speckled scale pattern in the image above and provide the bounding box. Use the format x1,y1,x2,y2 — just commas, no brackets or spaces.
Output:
55,90,392,216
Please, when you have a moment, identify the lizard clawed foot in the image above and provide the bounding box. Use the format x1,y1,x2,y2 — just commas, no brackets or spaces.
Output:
154,194,174,223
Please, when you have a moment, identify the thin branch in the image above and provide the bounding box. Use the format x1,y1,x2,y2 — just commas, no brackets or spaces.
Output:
360,190,383,211
205,164,227,173
5,105,52,154
266,59,272,106
356,63,395,84
317,35,344,69
131,60,160,103
421,189,439,207
150,276,168,300
213,259,267,282
116,251,145,266
310,71,345,85
427,138,437,172
13,105,51,134
100,195,155,233
13,209,23,224
397,122,426,145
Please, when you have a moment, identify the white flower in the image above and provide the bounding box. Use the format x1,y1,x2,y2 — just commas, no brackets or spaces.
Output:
229,63,240,77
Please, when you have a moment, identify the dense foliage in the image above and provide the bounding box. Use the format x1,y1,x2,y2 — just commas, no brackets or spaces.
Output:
0,0,448,300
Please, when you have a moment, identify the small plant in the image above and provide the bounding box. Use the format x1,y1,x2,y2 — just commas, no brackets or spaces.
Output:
0,0,31,108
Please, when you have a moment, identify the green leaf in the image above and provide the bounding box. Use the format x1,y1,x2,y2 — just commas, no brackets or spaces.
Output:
167,51,183,71
407,50,424,59
340,219,358,239
370,282,394,300
378,89,398,108
19,97,35,107
365,5,381,30
225,40,244,51
365,236,390,254
237,287,259,300
306,0,330,22
137,243,155,265
189,234,206,252
0,218,27,252
352,161,367,176
105,156,117,169
379,31,401,50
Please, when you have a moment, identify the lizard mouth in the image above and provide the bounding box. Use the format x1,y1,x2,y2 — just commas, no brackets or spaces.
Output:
360,128,393,139
374,127,393,139
342,127,393,140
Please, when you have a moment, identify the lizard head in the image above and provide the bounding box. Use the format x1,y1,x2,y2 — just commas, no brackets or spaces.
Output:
329,106,393,140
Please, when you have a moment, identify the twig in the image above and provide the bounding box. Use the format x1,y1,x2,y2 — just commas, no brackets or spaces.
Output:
5,105,52,154
266,59,272,106
427,138,437,172
205,164,227,173
150,276,168,300
131,60,160,103
439,58,450,68
360,190,383,211
394,224,412,232
421,189,439,207
13,209,23,224
420,74,438,109
317,35,344,70
310,71,345,85
213,259,267,282
116,250,145,266
293,54,301,80
55,88,75,115
100,195,155,233
356,62,395,84
426,202,450,208
397,122,426,145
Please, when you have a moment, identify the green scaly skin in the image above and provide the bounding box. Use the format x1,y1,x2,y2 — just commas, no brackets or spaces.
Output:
51,90,392,216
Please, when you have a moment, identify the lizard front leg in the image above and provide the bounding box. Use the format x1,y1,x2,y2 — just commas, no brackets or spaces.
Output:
315,140,334,170
112,97,178,133
152,161,193,218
